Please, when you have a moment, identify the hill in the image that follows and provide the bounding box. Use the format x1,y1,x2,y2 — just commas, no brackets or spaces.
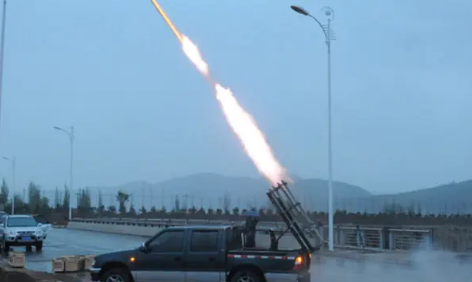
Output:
87,174,472,214
89,173,372,211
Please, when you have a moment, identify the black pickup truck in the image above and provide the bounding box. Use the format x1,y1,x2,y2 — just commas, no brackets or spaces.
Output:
89,225,311,282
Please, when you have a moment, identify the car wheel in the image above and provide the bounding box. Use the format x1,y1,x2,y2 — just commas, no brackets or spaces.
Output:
101,268,131,282
35,241,43,251
230,270,261,282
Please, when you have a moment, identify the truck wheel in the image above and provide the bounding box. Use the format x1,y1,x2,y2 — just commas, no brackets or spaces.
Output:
230,270,261,282
101,268,131,282
35,241,43,251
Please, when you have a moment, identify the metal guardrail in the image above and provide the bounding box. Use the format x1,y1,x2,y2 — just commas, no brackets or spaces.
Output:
70,218,434,251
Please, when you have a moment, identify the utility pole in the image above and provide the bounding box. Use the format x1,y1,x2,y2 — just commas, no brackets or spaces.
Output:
0,0,8,149
53,126,75,220
290,4,336,251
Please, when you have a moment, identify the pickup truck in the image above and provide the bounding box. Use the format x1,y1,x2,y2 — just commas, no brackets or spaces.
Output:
90,225,311,282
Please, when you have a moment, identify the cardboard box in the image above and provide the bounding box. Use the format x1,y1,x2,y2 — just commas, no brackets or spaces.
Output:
8,251,25,268
84,255,96,270
64,256,84,272
52,258,65,273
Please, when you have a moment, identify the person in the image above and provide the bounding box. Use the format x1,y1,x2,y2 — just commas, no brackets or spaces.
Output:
245,217,258,248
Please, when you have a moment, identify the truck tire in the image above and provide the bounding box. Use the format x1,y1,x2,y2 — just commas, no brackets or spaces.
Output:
35,241,43,251
230,269,261,282
101,268,131,282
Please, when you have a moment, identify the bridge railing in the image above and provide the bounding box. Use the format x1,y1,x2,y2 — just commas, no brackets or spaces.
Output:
69,218,443,251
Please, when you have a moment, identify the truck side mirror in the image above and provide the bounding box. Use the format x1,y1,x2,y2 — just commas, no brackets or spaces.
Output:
139,242,147,252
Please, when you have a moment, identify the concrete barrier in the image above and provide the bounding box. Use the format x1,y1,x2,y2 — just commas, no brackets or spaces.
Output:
67,221,164,237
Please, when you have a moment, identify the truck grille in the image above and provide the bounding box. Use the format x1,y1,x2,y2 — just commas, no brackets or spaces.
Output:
18,231,34,235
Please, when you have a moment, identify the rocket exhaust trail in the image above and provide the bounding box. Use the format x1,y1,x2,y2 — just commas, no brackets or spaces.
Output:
150,0,183,43
150,1,288,185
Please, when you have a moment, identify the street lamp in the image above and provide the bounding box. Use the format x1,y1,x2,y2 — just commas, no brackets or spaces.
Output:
290,5,336,251
0,0,8,143
53,126,74,220
2,156,15,214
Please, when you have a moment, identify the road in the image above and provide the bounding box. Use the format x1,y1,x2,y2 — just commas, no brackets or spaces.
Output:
2,228,145,274
1,228,469,281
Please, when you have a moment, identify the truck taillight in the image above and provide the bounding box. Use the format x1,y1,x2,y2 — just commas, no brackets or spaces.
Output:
293,256,304,270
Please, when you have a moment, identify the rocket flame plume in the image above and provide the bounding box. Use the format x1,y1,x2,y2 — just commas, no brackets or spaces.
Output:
151,0,288,185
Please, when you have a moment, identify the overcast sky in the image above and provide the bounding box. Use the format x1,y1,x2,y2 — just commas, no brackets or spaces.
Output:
0,0,470,194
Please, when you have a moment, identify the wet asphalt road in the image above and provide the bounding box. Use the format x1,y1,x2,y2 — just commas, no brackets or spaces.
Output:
2,228,469,281
2,228,146,273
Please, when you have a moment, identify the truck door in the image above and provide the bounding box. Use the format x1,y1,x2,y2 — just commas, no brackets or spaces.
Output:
184,229,225,282
136,229,186,282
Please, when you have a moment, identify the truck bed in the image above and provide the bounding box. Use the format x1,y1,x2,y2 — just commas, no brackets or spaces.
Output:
227,248,308,273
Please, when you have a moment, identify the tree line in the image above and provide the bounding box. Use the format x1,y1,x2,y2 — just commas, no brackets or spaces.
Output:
1,182,472,226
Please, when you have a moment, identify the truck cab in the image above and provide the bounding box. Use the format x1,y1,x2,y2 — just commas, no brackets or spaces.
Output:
90,225,310,282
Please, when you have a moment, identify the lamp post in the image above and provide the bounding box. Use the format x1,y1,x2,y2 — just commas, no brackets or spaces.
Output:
290,5,336,251
0,0,8,150
53,126,74,220
2,156,14,214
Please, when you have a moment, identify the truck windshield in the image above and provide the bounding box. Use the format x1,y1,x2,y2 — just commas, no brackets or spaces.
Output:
7,217,37,227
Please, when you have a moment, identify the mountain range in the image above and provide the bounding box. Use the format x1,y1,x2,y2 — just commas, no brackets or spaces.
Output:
86,173,472,214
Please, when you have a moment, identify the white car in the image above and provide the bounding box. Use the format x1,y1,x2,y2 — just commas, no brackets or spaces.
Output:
0,215,44,251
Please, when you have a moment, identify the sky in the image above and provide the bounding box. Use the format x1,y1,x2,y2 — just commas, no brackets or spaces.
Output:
0,0,470,195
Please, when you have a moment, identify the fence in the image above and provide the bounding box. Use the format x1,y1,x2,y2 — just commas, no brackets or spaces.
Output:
68,218,467,251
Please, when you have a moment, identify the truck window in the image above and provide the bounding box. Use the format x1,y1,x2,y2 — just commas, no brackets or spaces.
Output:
147,230,184,252
190,230,219,252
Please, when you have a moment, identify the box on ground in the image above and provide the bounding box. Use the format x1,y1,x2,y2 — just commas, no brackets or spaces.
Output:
52,258,65,273
8,251,25,268
84,255,96,270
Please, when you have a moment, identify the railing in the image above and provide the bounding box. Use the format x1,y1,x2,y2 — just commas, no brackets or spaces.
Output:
69,218,441,251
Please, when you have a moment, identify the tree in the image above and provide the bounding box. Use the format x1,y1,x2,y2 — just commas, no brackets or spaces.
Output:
40,196,50,214
54,187,63,211
63,184,70,212
232,207,240,215
150,206,157,213
98,190,105,213
222,191,231,215
129,204,136,215
6,194,28,214
78,187,92,213
28,181,42,212
197,207,206,215
0,178,9,207
107,205,117,213
139,206,147,214
173,196,180,212
116,190,130,214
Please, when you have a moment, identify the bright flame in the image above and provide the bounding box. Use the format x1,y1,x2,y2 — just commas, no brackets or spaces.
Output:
182,35,209,76
215,84,287,184
150,0,288,185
